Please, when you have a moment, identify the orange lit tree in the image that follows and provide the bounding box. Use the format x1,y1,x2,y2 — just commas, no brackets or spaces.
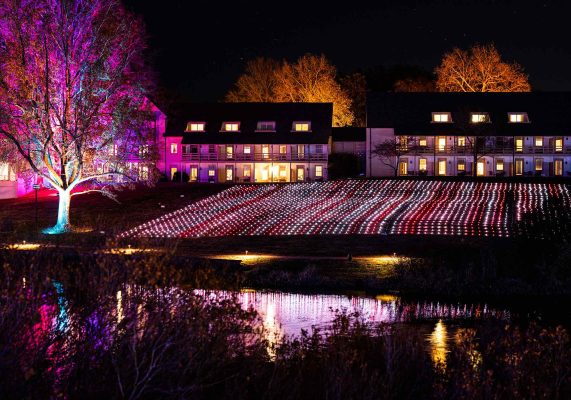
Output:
274,54,354,127
226,54,354,127
225,57,280,103
0,0,153,234
435,44,531,92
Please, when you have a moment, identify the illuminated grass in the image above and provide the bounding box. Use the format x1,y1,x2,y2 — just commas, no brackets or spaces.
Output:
120,180,571,239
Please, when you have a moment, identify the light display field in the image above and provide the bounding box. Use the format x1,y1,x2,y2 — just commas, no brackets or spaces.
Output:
121,180,571,238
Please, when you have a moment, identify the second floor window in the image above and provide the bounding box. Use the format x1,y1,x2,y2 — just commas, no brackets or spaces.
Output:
555,138,563,152
535,137,543,147
139,145,149,157
293,122,311,132
243,145,251,154
515,138,523,152
222,122,240,132
186,122,205,132
316,145,324,154
226,145,233,159
419,137,427,147
170,143,178,154
457,136,466,147
432,112,451,123
509,113,529,123
257,121,276,131
471,113,489,123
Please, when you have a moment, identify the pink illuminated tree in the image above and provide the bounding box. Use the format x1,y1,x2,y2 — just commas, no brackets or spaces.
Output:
0,0,156,233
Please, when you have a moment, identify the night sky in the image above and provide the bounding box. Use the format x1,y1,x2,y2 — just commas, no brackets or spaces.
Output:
124,0,571,102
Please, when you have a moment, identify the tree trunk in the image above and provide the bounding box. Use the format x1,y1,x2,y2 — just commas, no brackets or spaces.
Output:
43,188,72,234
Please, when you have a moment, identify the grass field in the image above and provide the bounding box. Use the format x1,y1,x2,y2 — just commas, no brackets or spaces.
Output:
121,179,571,239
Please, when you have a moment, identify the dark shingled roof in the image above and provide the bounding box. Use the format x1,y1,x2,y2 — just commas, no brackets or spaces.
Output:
165,103,332,144
331,127,366,142
367,92,571,136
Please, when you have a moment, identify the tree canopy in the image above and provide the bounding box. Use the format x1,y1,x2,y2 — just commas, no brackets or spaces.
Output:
225,54,355,127
0,0,153,233
435,44,531,92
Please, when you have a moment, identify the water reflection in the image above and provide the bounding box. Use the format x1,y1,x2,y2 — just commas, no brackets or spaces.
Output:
226,290,509,339
428,320,448,369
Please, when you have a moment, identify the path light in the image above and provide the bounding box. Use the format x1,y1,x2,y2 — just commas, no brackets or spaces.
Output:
119,181,571,239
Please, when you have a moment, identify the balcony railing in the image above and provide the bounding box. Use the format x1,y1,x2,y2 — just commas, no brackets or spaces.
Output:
181,153,327,162
404,146,571,155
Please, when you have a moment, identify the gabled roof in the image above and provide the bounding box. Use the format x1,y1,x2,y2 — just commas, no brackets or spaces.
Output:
332,127,366,142
367,92,571,136
166,102,332,144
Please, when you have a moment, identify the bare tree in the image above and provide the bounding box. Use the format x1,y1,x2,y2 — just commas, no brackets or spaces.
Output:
435,44,531,92
225,57,280,102
371,137,415,177
0,0,154,233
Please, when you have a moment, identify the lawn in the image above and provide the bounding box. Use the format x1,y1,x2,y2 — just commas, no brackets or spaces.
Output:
122,179,571,239
0,183,227,242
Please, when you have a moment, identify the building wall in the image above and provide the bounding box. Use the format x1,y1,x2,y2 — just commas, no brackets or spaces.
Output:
366,131,571,177
366,128,396,177
161,140,329,183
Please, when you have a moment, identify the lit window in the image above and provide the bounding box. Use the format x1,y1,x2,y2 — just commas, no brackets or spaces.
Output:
471,113,489,123
437,137,446,152
256,121,276,131
535,158,543,171
315,165,323,178
399,136,408,151
222,122,240,132
186,122,205,132
509,113,529,123
515,138,523,152
432,113,451,123
419,137,427,147
496,159,504,172
0,163,10,181
293,121,311,131
555,159,563,176
279,145,287,154
555,138,563,152
244,145,251,154
457,136,466,147
139,145,148,156
535,137,543,147
279,165,287,179
515,159,523,175
140,165,149,180
419,158,427,171
208,169,215,177
226,145,233,159
243,165,251,178
457,159,465,172
170,143,178,154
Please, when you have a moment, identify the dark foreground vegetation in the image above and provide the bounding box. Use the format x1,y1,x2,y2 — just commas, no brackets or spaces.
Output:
1,247,570,399
241,236,571,299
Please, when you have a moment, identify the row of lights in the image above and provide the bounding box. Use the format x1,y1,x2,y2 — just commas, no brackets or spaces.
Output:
120,180,570,239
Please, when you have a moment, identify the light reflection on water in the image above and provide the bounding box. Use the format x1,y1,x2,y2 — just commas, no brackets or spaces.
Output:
197,290,509,360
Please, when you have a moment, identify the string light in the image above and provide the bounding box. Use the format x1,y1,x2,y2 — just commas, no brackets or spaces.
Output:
120,180,571,238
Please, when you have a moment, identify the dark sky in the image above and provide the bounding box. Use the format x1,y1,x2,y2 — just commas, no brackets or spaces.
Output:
124,0,571,102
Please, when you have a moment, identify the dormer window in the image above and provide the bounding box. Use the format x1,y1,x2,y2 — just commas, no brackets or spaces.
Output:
471,113,490,123
293,121,311,132
222,122,240,132
256,121,276,131
432,112,452,123
185,122,205,132
508,113,529,123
